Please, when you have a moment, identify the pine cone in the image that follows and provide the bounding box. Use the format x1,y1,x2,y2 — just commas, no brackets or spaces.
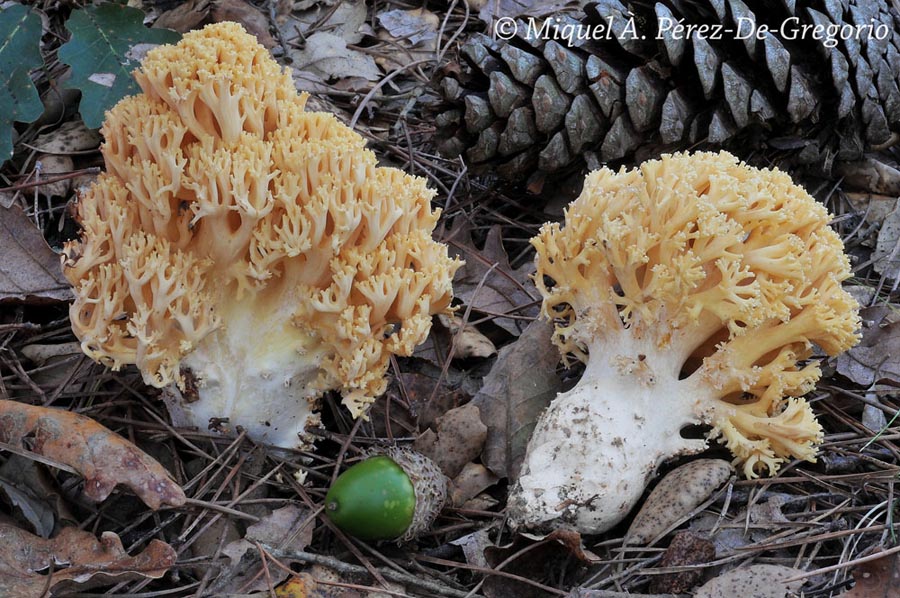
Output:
434,0,900,182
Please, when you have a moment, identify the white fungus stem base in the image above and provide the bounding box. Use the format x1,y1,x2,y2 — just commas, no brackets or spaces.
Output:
508,332,714,534
160,298,325,449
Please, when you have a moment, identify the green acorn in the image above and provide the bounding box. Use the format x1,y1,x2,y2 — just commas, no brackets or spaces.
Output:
325,447,448,542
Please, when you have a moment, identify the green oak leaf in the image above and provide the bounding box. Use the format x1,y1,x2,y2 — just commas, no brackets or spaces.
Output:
0,4,43,163
58,3,180,129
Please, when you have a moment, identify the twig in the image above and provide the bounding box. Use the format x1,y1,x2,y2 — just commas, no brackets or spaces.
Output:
782,542,900,582
181,497,261,522
0,167,100,191
268,548,481,598
350,59,433,129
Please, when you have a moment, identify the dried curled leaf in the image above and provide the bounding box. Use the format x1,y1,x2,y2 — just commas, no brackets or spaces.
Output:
0,205,74,303
0,400,185,509
0,524,175,598
414,403,487,479
448,220,539,336
694,564,805,598
835,158,900,196
837,306,900,387
841,546,900,598
471,318,560,480
624,459,733,545
438,314,497,359
650,531,716,594
213,505,313,594
450,462,499,507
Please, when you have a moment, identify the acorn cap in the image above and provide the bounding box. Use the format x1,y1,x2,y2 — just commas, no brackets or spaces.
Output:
382,446,449,542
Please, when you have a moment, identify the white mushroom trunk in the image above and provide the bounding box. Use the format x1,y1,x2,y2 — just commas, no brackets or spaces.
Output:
508,329,713,534
160,297,326,448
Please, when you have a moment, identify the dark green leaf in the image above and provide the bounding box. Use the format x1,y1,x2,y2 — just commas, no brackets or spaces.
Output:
58,3,180,129
0,4,43,162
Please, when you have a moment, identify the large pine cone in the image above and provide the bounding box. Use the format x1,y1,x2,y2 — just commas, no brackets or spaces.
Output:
434,0,900,182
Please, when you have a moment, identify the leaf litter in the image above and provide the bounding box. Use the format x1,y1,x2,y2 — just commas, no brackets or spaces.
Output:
838,547,900,598
472,318,560,480
0,399,185,509
448,218,540,336
0,204,73,303
0,524,176,598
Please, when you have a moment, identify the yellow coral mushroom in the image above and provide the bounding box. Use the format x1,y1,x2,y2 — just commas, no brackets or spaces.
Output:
508,151,860,534
62,23,460,448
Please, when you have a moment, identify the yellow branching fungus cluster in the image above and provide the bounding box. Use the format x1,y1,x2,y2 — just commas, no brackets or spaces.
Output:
510,151,860,534
62,23,460,447
62,22,861,531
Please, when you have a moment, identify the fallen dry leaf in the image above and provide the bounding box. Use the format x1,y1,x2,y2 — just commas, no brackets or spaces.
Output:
154,0,275,47
447,219,539,336
244,505,314,549
16,343,87,401
472,318,560,480
483,531,596,598
835,157,900,195
449,462,499,507
290,32,381,84
624,460,733,546
0,524,175,597
438,314,497,359
210,0,276,48
566,590,688,597
293,0,338,10
694,564,805,598
649,531,716,594
845,194,898,235
0,400,185,509
282,1,368,45
213,504,314,594
154,0,212,32
476,0,582,25
378,8,438,45
414,402,487,478
543,529,600,564
0,455,58,538
394,370,471,431
0,204,73,303
274,565,363,598
0,189,17,209
836,305,900,386
459,492,499,511
414,314,499,367
838,547,900,598
19,341,82,365
275,574,317,598
273,0,293,24
450,529,492,569
873,204,900,279
375,8,439,73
